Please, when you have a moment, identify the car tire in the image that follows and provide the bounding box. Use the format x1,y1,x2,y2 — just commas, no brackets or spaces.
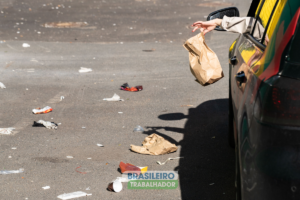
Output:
235,139,242,200
228,89,235,148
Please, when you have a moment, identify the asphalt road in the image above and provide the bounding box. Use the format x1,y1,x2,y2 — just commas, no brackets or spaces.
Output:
0,0,250,199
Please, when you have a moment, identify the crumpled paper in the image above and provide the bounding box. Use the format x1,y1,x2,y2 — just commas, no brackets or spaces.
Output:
103,93,124,101
131,134,177,155
0,82,6,89
0,128,15,135
34,120,58,130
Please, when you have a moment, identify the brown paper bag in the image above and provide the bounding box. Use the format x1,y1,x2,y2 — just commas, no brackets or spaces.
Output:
130,134,178,155
183,32,224,85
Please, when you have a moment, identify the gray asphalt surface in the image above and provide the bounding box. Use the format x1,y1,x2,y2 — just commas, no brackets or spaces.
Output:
0,0,250,199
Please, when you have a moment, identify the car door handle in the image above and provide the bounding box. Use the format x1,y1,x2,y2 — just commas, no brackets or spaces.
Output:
230,56,238,66
235,71,245,82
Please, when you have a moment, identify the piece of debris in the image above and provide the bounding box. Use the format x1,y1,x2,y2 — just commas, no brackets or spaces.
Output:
157,157,183,165
118,112,123,114
42,186,50,190
181,105,194,107
60,96,64,101
57,191,92,200
0,128,15,135
0,82,6,89
103,93,124,101
82,127,86,129
120,83,143,92
131,134,178,155
32,106,53,114
97,144,104,147
11,147,17,150
86,187,90,190
66,156,73,159
22,43,30,48
43,22,96,29
0,168,24,175
75,166,87,174
107,180,123,193
33,120,58,130
79,67,92,73
119,162,141,173
133,125,144,132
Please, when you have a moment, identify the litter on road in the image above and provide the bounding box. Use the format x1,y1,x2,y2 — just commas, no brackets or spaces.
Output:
57,191,92,200
131,134,178,155
66,156,73,159
22,43,30,48
33,120,58,130
157,157,183,165
60,96,64,101
97,144,104,147
32,106,53,114
0,168,24,175
120,83,143,92
0,82,6,89
103,93,124,101
0,128,15,135
79,67,92,73
42,186,50,190
133,125,144,132
107,180,123,193
119,162,148,174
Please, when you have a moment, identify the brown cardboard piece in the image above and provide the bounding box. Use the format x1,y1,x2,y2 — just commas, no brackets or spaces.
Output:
183,32,224,86
130,134,178,155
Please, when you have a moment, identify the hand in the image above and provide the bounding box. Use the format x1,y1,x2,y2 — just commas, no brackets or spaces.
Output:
191,19,222,35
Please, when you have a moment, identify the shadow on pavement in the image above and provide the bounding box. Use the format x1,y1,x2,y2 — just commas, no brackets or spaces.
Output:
144,99,235,200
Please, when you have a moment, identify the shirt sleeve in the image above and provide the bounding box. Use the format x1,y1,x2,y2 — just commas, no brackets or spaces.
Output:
220,16,265,41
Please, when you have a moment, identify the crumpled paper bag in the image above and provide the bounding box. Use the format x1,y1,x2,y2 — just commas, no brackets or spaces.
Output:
130,134,178,155
183,32,224,86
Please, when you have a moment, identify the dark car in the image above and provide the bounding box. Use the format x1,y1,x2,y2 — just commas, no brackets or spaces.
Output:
208,0,300,199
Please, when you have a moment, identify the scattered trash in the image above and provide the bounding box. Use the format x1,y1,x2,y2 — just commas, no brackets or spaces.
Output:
0,168,24,175
32,106,53,114
119,162,148,174
103,93,124,101
97,144,104,147
131,134,178,155
133,125,144,132
75,166,87,174
42,186,50,190
82,127,86,129
0,82,6,89
11,147,17,150
157,157,183,165
118,112,123,114
8,156,12,158
0,128,15,135
33,120,58,130
107,180,123,193
57,191,92,200
22,43,30,48
66,156,73,159
120,83,143,92
86,187,90,190
79,67,92,73
87,158,92,159
60,96,64,101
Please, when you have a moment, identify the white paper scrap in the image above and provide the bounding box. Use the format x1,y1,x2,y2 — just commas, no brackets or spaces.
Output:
0,82,6,89
79,67,92,73
0,128,15,135
57,191,92,200
66,156,73,159
22,43,30,48
103,93,124,101
42,186,50,190
97,144,104,147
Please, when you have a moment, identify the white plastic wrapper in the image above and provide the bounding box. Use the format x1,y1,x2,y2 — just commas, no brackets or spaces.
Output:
57,191,92,200
133,125,144,132
0,82,6,89
32,106,52,114
0,168,24,175
103,93,124,101
22,43,30,48
0,128,15,135
79,67,92,73
157,157,183,165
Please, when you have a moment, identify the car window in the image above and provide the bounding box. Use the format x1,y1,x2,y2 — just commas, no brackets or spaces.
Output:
253,0,281,45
